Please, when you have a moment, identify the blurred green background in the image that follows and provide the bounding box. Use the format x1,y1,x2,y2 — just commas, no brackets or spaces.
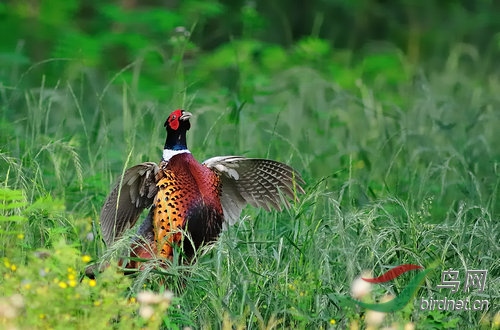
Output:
2,0,499,214
2,0,500,91
2,0,500,65
1,1,499,329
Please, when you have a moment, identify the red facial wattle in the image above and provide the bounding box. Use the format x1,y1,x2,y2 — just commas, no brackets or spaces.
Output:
168,109,183,130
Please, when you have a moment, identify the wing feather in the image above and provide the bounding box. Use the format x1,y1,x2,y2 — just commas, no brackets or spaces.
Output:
203,156,305,226
100,162,159,246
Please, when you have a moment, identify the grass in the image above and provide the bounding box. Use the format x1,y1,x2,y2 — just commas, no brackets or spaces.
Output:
0,45,499,329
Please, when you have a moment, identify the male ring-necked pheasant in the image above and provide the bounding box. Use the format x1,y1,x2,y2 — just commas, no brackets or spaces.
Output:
99,109,304,270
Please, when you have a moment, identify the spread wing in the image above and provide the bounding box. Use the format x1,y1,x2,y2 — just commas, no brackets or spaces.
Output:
100,162,160,246
203,156,305,226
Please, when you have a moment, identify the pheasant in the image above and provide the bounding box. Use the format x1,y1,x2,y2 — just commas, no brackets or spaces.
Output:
98,109,304,271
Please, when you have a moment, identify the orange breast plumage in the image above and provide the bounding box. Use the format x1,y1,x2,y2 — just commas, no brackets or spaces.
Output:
153,153,223,259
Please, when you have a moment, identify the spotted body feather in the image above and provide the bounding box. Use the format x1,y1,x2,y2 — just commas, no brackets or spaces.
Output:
153,153,223,259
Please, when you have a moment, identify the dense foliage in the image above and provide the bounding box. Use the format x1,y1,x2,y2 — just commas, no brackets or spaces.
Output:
1,1,499,329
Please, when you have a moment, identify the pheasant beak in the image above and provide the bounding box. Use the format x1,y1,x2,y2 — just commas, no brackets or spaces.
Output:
180,111,192,121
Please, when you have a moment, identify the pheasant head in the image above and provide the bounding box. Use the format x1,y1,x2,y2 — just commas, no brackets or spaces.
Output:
163,109,192,151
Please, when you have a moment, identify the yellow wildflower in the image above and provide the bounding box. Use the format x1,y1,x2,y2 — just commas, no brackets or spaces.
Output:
81,255,92,263
493,311,500,327
58,282,68,289
88,279,97,287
